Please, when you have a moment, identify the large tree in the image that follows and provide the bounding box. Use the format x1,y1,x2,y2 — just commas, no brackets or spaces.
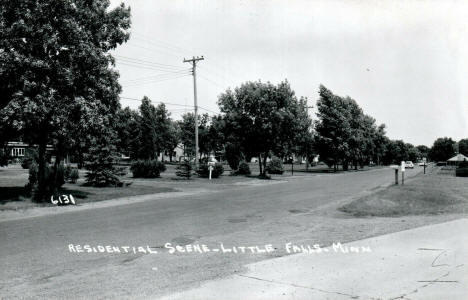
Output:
0,0,131,199
416,145,430,160
217,80,310,176
114,106,140,158
458,139,468,157
429,137,456,162
178,112,212,159
315,85,388,170
137,97,158,160
314,85,353,170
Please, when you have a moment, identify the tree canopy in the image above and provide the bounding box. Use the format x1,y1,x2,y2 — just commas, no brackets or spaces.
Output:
315,85,386,170
0,0,131,198
429,137,456,162
217,80,310,175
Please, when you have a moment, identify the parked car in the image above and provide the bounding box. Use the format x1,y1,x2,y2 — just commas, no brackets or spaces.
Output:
405,161,414,168
418,161,427,166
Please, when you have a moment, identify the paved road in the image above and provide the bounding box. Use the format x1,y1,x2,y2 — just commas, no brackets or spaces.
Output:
0,167,422,299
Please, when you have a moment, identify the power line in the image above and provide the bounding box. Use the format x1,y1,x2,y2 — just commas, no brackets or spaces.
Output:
119,96,218,116
120,96,195,108
198,105,218,114
122,74,191,87
115,60,190,73
114,55,187,70
122,72,191,85
198,74,226,90
116,61,189,73
131,35,188,56
124,42,181,58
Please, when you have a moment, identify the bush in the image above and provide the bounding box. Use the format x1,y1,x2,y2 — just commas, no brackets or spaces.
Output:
85,170,122,187
27,162,66,201
176,160,192,179
456,167,468,177
266,157,284,174
131,160,166,178
197,162,224,178
234,161,251,175
66,167,79,183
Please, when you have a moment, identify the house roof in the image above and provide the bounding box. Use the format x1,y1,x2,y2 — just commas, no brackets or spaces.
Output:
447,154,468,162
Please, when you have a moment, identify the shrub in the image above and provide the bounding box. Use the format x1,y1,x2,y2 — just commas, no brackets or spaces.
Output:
27,162,66,202
84,130,122,187
131,160,166,178
456,167,468,177
234,161,251,175
266,157,284,174
67,168,79,183
197,162,224,178
84,170,121,187
176,160,192,179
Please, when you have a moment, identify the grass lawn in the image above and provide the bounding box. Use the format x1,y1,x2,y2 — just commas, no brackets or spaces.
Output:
0,161,386,211
0,163,263,210
0,165,178,210
340,167,468,216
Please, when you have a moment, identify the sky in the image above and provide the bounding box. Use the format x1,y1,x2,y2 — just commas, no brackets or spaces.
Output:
110,0,468,147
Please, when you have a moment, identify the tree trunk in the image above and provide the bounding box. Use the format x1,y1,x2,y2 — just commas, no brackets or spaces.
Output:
258,154,263,175
36,136,47,202
262,152,268,176
52,152,63,196
343,161,349,171
77,142,84,169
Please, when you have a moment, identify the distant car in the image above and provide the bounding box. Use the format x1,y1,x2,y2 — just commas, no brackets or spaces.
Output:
418,161,427,166
405,161,414,168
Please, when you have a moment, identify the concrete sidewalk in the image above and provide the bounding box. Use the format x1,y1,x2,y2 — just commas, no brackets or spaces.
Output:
161,218,468,300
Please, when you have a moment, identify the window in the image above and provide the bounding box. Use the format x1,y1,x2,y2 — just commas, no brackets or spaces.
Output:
10,148,25,157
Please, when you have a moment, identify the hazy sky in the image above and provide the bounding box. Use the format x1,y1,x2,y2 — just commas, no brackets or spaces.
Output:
110,0,468,147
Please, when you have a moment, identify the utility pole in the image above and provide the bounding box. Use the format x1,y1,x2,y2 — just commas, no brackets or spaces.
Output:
183,56,204,170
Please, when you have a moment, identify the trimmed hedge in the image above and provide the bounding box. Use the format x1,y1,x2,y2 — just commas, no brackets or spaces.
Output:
131,160,166,178
197,162,224,178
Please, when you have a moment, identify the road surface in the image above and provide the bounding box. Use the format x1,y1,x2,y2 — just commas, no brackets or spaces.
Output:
1,167,424,299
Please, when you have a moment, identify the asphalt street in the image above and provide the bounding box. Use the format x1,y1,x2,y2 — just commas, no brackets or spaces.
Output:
0,167,422,299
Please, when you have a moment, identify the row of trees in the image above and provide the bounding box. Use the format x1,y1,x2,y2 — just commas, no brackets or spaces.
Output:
110,80,312,177
112,83,459,176
1,0,465,201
